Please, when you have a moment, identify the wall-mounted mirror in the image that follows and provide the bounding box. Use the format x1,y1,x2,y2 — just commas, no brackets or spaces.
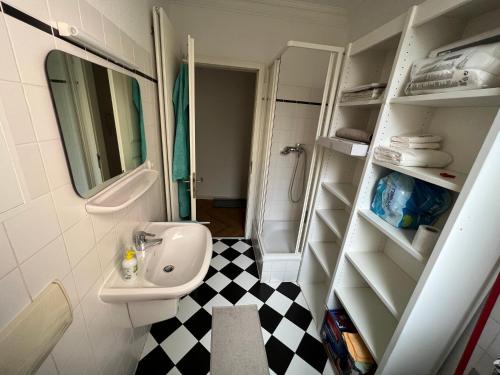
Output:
46,50,146,198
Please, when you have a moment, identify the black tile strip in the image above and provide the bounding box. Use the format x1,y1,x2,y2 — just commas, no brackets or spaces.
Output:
0,1,157,83
276,98,322,106
1,2,53,34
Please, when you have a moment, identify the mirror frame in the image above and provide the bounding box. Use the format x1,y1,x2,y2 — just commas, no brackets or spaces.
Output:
45,49,146,199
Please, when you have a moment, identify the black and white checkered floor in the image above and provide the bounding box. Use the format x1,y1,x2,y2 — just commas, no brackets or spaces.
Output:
136,239,332,375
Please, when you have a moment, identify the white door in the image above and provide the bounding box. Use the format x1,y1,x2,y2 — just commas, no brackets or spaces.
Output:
187,35,198,221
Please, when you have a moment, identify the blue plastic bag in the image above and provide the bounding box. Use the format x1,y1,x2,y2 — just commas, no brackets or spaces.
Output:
371,172,451,229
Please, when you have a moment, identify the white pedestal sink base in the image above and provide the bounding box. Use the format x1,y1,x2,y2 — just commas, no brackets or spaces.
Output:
128,298,179,327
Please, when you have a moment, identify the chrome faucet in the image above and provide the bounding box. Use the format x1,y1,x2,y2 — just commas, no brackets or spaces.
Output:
134,231,163,251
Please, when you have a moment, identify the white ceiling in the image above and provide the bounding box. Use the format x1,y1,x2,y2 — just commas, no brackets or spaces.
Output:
297,0,364,11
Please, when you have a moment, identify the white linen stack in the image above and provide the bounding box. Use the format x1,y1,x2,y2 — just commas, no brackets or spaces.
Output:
374,133,453,168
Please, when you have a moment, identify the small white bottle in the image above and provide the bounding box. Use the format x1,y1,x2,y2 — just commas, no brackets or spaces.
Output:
122,249,138,280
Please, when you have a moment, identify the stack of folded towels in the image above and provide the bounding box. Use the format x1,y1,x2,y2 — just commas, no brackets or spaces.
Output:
341,83,386,103
374,133,453,168
335,127,372,144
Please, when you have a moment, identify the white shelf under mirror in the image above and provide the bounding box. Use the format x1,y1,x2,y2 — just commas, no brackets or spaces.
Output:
86,166,159,214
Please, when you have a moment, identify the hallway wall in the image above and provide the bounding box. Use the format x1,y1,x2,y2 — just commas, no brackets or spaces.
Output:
195,66,256,200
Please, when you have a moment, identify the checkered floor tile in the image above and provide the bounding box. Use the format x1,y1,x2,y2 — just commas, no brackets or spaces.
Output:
136,239,330,375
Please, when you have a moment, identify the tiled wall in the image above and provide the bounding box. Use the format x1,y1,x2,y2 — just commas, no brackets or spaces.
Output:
466,298,500,375
263,84,320,222
0,1,164,374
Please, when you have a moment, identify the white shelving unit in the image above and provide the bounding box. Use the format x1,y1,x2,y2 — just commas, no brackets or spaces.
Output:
316,209,349,240
338,98,382,108
309,241,340,277
345,251,415,318
297,0,500,373
335,287,397,363
358,209,423,262
390,87,500,107
321,182,356,207
372,160,466,192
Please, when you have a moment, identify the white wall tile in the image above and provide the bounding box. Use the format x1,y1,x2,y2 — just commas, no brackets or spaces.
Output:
20,236,70,298
102,15,121,56
73,247,100,299
133,43,148,74
39,139,71,189
90,212,116,242
16,143,49,199
0,225,17,279
0,268,31,329
4,194,60,263
34,354,58,375
491,298,500,324
0,14,20,81
0,1,162,372
5,16,55,85
61,271,79,308
52,305,98,375
52,184,87,231
47,0,81,29
80,276,107,324
2,0,51,24
96,227,118,272
0,117,24,214
63,216,95,266
478,317,500,349
54,36,87,59
486,332,500,360
0,81,34,144
24,84,59,142
79,0,104,43
121,32,135,65
82,280,118,373
474,351,495,375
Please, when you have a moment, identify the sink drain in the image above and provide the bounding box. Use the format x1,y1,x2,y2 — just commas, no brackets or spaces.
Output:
163,265,175,273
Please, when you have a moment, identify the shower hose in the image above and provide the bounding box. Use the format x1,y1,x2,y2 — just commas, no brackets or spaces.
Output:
289,149,307,203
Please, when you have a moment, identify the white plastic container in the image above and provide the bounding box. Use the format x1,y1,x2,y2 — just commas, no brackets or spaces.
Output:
122,249,138,280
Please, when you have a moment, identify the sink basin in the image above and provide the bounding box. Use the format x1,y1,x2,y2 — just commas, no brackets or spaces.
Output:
100,222,212,304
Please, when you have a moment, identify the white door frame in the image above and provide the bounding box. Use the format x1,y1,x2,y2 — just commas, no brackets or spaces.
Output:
194,55,266,238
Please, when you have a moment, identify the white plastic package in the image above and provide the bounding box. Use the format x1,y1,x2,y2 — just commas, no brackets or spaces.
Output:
405,43,500,95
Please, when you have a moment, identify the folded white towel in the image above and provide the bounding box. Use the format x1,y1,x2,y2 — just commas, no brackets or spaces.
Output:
374,146,452,168
390,141,440,150
391,133,443,144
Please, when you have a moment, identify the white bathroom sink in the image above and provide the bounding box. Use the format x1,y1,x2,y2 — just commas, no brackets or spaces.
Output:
100,222,212,303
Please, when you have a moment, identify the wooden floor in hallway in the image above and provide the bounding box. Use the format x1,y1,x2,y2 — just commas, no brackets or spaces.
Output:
196,199,246,237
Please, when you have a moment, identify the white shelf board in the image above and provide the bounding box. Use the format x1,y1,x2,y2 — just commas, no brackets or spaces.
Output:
372,160,466,192
336,287,397,363
322,182,356,207
309,241,340,277
346,252,416,319
391,88,500,107
318,136,369,157
86,168,159,214
316,209,349,240
358,210,425,263
338,98,383,108
300,282,328,327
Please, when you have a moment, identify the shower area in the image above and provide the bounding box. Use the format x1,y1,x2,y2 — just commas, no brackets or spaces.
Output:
252,41,343,282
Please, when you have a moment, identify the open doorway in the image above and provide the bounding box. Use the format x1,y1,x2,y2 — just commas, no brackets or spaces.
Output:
195,65,257,237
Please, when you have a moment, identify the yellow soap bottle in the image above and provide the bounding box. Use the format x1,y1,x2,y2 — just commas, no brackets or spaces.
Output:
122,249,138,280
